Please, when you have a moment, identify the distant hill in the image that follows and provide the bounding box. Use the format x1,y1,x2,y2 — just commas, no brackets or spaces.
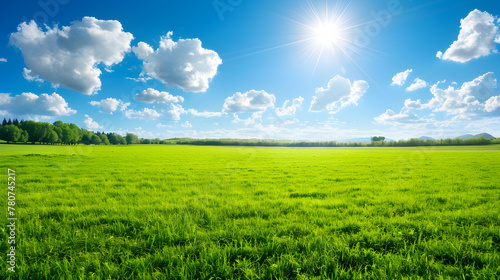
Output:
419,136,434,140
455,133,495,140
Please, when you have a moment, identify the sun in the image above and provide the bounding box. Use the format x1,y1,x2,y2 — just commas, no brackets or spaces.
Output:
312,20,342,47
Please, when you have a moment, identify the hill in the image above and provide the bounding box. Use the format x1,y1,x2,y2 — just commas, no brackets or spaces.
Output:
456,133,495,140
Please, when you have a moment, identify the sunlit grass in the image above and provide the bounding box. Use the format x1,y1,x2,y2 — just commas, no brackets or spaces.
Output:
1,145,499,279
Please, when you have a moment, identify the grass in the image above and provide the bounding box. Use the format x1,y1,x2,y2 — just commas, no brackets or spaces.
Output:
1,144,500,279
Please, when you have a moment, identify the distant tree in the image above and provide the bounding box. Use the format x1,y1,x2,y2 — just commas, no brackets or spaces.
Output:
46,130,59,144
90,134,101,145
125,133,139,145
1,118,6,126
12,119,19,126
19,130,29,143
53,120,64,128
7,118,12,125
141,138,151,144
0,125,22,143
99,134,110,145
118,135,126,145
108,134,120,145
80,129,92,145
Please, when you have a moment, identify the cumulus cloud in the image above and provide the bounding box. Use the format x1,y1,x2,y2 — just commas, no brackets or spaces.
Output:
22,67,44,83
232,112,263,126
309,75,369,113
0,58,7,62
404,99,423,109
0,92,76,117
406,78,428,92
124,108,162,121
276,96,304,116
181,121,192,128
437,9,500,63
374,108,421,125
164,104,186,121
84,115,102,130
485,96,500,112
424,72,498,117
90,98,129,114
391,69,413,86
187,108,224,117
133,32,222,93
9,17,134,95
134,88,184,103
223,90,276,113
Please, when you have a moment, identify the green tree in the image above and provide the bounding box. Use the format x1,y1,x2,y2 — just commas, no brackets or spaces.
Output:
90,134,101,145
125,133,139,145
99,134,110,145
0,125,22,143
19,130,29,143
46,130,59,144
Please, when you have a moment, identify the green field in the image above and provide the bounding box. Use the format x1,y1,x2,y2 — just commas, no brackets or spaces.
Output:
1,144,500,279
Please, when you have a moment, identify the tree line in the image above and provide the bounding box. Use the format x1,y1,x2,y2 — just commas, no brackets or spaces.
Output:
0,118,148,145
1,118,499,146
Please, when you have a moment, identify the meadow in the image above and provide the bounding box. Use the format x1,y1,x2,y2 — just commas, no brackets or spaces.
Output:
1,144,499,279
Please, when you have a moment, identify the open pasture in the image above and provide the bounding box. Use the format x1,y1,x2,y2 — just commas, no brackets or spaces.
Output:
1,144,500,279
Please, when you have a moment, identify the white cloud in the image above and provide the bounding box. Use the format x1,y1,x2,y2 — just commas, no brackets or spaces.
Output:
0,58,7,62
309,75,369,113
22,67,44,83
0,92,76,117
391,69,413,86
126,76,153,83
134,88,184,103
404,99,423,109
9,17,134,95
485,96,500,112
437,9,500,63
84,115,102,130
133,32,222,93
164,104,186,121
276,96,304,116
181,121,192,128
406,78,428,92
425,72,497,117
124,108,162,121
187,108,224,117
283,118,300,125
375,108,421,125
90,98,129,114
223,90,276,113
232,112,263,127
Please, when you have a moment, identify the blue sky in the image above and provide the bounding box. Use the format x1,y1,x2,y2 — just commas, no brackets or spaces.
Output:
1,0,500,140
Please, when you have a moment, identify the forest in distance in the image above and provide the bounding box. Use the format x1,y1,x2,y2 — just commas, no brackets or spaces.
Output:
1,118,499,147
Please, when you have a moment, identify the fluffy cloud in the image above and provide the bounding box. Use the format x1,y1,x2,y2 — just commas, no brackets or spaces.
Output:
165,104,186,121
309,75,369,113
404,99,423,109
424,72,498,117
134,88,184,103
84,115,102,130
124,108,162,121
232,112,263,127
276,96,304,116
391,69,413,86
0,92,76,117
22,68,44,83
90,98,129,114
187,109,224,118
437,10,500,63
223,90,276,113
9,17,134,95
485,96,500,112
181,121,192,128
133,32,222,93
283,118,300,125
406,78,428,92
0,58,7,62
374,108,421,125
